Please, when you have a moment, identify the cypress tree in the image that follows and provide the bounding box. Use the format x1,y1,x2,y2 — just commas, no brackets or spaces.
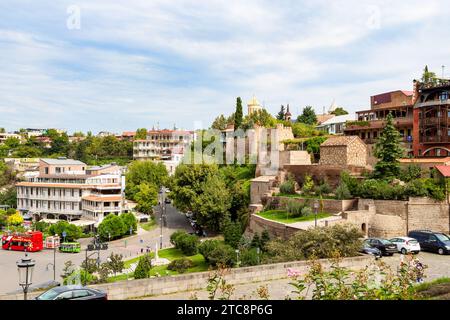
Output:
277,105,286,120
234,97,243,130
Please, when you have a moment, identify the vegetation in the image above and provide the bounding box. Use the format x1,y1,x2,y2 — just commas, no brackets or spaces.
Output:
222,220,242,249
335,183,352,200
167,258,194,273
48,221,82,241
135,128,148,140
297,106,317,125
331,107,349,116
302,174,314,195
279,179,296,195
346,120,370,127
257,210,331,224
276,105,286,120
373,113,404,179
7,211,23,226
134,254,152,279
241,109,277,130
234,97,243,130
265,224,362,263
97,213,137,241
0,187,17,208
421,65,438,85
170,231,199,256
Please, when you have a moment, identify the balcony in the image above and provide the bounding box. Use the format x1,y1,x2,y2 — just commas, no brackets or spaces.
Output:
420,136,450,144
418,99,450,108
345,118,413,131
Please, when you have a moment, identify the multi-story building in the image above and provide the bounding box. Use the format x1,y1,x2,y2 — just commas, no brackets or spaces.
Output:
344,90,415,160
0,132,22,144
412,79,450,157
317,114,356,135
133,129,195,161
16,158,125,227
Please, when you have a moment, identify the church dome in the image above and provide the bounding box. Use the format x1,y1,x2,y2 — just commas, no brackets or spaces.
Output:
248,95,260,106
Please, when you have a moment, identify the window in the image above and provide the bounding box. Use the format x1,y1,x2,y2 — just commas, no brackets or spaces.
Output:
45,167,49,174
436,149,441,157
73,290,92,299
55,291,73,300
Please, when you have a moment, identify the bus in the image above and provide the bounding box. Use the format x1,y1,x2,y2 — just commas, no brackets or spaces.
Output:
1,231,44,252
59,242,81,253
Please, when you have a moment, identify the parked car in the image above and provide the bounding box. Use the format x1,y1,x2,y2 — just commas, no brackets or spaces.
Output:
364,238,397,256
408,230,450,255
389,237,421,254
360,242,382,258
35,285,107,300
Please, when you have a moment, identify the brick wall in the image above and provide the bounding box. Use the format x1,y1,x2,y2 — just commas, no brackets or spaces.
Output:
270,196,357,214
408,197,450,234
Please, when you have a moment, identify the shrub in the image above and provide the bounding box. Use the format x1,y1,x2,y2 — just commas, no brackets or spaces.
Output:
280,180,296,195
400,165,422,182
315,182,331,196
199,240,221,262
97,214,126,241
167,258,194,273
302,175,314,195
286,200,303,217
240,248,260,267
134,254,152,279
301,206,313,216
207,244,235,268
335,183,351,200
223,221,242,249
120,213,137,234
340,172,358,196
265,224,363,262
251,233,261,248
171,231,200,256
48,221,82,241
260,230,271,251
170,230,186,246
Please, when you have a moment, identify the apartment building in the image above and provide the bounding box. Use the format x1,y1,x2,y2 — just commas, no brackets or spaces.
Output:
16,158,124,226
0,132,21,144
316,114,356,135
133,129,195,161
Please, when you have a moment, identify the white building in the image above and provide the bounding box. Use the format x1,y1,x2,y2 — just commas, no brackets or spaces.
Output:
316,114,356,135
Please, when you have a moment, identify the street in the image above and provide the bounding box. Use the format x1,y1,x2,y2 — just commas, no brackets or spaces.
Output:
0,204,191,294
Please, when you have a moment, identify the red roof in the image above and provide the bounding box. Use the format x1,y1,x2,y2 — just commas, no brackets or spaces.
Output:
435,165,450,177
121,132,136,137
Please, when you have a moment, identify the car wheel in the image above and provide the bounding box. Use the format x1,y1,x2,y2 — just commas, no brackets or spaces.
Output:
438,248,445,255
401,248,407,255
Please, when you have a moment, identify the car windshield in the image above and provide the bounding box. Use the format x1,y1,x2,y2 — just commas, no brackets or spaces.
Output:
435,234,450,242
36,288,62,300
380,239,393,245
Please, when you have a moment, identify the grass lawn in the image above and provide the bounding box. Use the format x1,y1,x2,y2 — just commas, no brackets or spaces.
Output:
257,210,332,224
109,247,209,282
277,193,336,200
139,219,157,232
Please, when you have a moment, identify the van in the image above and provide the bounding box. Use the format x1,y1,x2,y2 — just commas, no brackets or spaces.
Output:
408,230,450,255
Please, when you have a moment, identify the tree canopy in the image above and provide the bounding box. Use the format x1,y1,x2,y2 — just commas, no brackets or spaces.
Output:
234,97,243,130
135,128,148,140
125,160,168,202
297,106,318,125
331,107,349,116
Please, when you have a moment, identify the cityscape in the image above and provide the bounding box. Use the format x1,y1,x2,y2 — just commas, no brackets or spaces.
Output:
0,0,450,308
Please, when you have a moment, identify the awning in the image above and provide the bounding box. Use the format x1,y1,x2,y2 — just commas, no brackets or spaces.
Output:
70,220,96,227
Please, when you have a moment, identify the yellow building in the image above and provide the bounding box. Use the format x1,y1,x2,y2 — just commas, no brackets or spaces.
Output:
247,95,262,115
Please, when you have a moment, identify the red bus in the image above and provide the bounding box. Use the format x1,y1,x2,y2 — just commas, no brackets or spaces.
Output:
1,231,44,252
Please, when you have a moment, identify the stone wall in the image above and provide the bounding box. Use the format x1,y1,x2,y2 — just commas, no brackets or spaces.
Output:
250,176,278,205
408,197,450,234
319,146,347,166
347,141,368,167
247,214,300,240
279,150,312,167
269,196,357,214
0,256,372,300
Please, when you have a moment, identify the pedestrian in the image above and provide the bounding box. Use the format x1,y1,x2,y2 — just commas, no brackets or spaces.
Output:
141,248,143,254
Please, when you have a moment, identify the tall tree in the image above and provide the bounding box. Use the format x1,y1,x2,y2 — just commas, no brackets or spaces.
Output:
422,65,437,85
276,105,286,120
297,106,318,125
234,97,243,130
211,115,228,130
135,128,148,140
373,113,404,178
125,161,168,201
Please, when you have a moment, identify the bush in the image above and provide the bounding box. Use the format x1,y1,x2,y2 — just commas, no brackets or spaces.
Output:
240,248,260,267
260,230,271,251
223,221,242,249
98,214,126,241
251,233,261,248
207,243,236,268
340,172,358,196
265,224,363,262
280,180,296,195
199,240,221,262
400,165,422,182
170,231,199,256
335,183,351,200
134,254,152,279
286,200,303,217
32,221,49,232
120,213,137,234
167,258,194,273
302,175,314,195
48,221,82,241
315,182,331,196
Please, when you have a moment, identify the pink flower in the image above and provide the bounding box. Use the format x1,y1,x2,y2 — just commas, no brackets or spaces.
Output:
287,268,301,277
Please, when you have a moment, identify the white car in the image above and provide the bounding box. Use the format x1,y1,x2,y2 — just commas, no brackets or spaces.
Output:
389,237,421,254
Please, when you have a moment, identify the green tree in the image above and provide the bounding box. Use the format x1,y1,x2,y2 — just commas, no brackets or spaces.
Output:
211,115,228,130
120,212,138,234
135,128,148,140
125,161,168,201
48,221,82,241
134,183,158,214
104,252,125,276
297,106,318,125
98,214,126,241
134,254,152,279
373,113,404,179
223,220,242,249
277,105,286,120
234,97,243,130
422,65,438,85
331,107,349,116
242,109,277,129
260,229,271,251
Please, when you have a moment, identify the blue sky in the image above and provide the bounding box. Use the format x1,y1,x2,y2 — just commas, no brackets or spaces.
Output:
1,0,450,134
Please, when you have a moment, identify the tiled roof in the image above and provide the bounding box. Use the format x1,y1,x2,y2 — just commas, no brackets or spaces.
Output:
435,165,450,177
82,195,122,202
41,158,86,166
320,136,362,147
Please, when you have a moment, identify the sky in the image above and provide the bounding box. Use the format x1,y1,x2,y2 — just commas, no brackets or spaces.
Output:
1,0,450,134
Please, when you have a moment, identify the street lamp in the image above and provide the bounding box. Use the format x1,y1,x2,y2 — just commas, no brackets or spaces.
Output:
159,186,165,250
256,247,261,265
235,249,240,267
16,254,35,300
313,200,319,228
129,226,133,235
45,246,56,281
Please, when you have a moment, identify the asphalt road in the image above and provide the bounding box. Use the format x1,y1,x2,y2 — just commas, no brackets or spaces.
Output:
0,204,192,295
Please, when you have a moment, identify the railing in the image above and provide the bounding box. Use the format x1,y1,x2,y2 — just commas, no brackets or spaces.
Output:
420,136,450,143
418,99,450,108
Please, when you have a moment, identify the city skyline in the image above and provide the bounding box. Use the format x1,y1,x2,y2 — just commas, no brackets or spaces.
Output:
1,1,450,133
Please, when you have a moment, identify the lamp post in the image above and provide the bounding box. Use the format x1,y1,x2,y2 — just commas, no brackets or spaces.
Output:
16,254,35,300
46,246,56,281
235,249,240,267
159,186,165,250
256,247,261,265
129,227,132,236
313,200,319,228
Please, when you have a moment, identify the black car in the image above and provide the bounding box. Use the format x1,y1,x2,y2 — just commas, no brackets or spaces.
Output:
408,230,450,255
364,238,397,256
35,285,107,300
360,242,382,259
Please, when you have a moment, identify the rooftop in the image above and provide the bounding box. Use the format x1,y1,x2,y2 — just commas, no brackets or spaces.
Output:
40,158,86,166
317,114,355,126
320,136,363,147
435,165,450,177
